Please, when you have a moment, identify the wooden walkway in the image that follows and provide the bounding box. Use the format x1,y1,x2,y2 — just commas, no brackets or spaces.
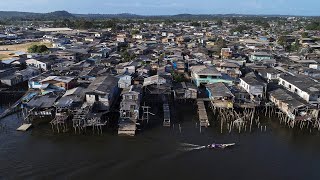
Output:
163,104,171,127
197,100,210,127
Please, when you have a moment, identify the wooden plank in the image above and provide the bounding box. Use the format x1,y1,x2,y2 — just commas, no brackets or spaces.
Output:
197,100,209,127
17,124,32,131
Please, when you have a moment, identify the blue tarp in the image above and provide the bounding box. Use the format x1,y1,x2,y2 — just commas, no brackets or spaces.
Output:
173,62,177,69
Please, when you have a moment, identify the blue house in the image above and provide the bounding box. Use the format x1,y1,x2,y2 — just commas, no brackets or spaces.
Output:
190,65,233,87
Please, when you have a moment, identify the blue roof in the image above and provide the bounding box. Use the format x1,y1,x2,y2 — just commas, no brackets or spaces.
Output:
1,58,19,64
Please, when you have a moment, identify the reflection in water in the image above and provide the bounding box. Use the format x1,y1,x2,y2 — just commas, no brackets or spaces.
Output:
1,99,320,179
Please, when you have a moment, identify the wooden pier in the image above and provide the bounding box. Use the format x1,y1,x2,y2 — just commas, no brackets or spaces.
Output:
197,100,209,127
163,103,171,127
72,107,90,134
50,114,68,133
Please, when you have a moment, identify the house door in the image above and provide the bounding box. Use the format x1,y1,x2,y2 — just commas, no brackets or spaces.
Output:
130,105,136,112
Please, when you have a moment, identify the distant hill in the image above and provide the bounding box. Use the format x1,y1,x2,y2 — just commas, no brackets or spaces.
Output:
45,11,74,18
0,10,310,21
0,10,74,20
0,11,39,19
74,13,143,19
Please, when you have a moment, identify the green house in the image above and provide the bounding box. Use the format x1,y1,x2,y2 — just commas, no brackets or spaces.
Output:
249,52,273,62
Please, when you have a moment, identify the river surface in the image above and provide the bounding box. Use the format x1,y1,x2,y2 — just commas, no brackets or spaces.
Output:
1,100,320,180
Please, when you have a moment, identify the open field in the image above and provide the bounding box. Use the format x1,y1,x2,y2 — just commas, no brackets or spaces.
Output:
0,42,52,60
0,54,10,60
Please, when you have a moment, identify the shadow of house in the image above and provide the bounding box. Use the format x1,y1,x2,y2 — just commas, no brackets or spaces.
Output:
85,75,120,112
206,82,234,109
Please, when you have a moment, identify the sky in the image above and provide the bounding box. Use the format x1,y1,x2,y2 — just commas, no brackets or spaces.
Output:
1,0,320,16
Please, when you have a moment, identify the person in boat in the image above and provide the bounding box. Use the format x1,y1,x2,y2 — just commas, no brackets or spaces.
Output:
207,144,222,149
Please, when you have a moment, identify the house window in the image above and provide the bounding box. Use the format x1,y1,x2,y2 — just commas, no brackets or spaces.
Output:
289,85,291,89
295,89,298,93
282,81,285,85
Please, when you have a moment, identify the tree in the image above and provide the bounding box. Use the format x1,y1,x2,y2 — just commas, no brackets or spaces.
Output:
277,36,286,46
131,29,140,35
203,22,210,27
62,18,74,27
37,45,49,53
101,19,117,29
28,44,48,53
0,20,7,25
306,21,320,30
190,21,201,27
27,45,38,53
301,32,309,38
230,25,249,34
217,20,223,26
229,18,238,24
284,40,300,53
74,19,94,29
214,37,227,56
121,50,136,62
171,71,185,82
254,19,270,29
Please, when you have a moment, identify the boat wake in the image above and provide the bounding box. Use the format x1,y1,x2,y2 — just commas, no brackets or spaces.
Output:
178,143,206,152
179,142,235,152
180,143,202,147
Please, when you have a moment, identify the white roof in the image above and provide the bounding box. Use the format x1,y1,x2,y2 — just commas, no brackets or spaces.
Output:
63,87,83,97
37,28,73,32
40,76,74,83
40,76,57,82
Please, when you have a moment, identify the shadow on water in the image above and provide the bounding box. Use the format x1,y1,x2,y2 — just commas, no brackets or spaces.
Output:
1,99,320,179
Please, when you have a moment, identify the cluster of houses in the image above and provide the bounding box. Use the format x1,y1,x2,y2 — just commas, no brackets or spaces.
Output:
2,17,320,135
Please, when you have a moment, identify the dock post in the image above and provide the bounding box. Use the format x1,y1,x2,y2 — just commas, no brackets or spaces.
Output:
250,115,253,132
220,118,223,134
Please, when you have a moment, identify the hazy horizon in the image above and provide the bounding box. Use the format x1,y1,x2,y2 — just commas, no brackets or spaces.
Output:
1,0,320,16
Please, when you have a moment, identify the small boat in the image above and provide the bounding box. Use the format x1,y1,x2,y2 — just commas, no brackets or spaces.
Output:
207,143,235,149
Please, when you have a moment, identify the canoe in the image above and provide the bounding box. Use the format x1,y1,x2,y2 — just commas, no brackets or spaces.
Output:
207,143,235,149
